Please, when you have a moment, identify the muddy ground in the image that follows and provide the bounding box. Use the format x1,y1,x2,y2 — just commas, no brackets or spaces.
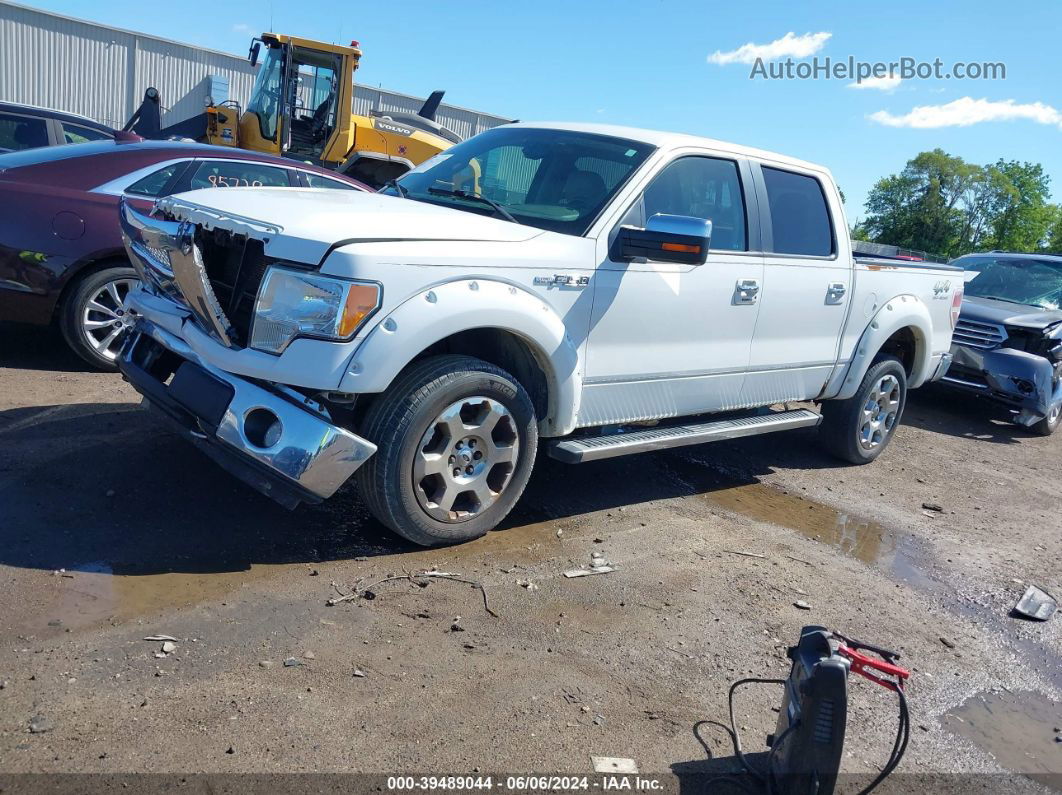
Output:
1,322,1060,793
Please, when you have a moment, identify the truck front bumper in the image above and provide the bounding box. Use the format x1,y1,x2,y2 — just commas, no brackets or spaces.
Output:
119,319,376,508
942,344,1062,427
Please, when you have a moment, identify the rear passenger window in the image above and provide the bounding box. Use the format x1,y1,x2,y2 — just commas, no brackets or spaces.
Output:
642,157,747,251
0,113,49,152
189,160,291,190
126,163,183,196
762,167,833,257
61,122,112,144
302,172,360,190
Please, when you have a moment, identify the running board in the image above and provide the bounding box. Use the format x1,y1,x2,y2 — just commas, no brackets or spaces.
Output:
548,408,822,463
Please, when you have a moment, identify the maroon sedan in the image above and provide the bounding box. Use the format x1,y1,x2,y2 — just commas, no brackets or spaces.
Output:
0,140,370,368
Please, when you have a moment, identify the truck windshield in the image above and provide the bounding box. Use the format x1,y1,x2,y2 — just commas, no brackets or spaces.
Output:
247,46,284,141
385,127,656,236
962,255,1062,310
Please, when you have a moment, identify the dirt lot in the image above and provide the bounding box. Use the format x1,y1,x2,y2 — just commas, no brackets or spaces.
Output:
1,321,1060,793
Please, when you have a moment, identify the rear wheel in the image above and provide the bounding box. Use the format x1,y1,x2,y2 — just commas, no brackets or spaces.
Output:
60,264,138,370
819,356,907,464
355,354,538,546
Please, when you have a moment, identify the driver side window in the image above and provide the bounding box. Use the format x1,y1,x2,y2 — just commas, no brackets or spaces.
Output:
642,156,747,251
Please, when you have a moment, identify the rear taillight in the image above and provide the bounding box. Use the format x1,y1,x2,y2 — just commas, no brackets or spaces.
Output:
950,287,964,329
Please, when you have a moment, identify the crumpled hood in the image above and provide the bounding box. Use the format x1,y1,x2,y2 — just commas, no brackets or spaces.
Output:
960,296,1062,331
156,187,542,263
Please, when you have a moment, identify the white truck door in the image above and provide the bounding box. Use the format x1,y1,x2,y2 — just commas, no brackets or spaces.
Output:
743,164,851,403
580,154,765,427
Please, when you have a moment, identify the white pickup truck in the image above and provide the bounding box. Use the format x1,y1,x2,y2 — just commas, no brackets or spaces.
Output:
117,122,961,546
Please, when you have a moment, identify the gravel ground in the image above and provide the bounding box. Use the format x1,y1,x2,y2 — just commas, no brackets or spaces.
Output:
0,322,1059,793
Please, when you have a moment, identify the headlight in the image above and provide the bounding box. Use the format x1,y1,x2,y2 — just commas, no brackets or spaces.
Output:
250,267,381,354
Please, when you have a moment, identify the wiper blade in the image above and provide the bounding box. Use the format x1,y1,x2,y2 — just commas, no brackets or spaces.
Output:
384,179,408,198
975,295,1044,308
427,186,519,224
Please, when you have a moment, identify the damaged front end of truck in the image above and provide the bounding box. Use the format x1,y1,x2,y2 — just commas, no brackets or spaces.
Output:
944,304,1062,430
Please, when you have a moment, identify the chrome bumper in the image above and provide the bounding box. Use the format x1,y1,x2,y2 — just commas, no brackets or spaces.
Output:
930,351,953,382
119,319,376,507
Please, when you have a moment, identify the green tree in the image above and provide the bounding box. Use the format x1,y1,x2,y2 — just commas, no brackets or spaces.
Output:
862,149,980,257
1044,206,1062,254
984,160,1053,251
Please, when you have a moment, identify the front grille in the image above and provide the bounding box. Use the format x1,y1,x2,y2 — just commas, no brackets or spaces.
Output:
196,230,271,347
953,317,1007,350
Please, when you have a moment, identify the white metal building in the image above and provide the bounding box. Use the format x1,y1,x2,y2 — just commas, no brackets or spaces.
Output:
0,0,509,138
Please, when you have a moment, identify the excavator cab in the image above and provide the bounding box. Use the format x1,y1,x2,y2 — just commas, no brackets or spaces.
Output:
239,34,356,164
128,32,463,188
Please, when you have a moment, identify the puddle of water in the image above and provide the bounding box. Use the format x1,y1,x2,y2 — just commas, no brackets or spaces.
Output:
700,481,896,566
43,560,283,633
945,690,1062,789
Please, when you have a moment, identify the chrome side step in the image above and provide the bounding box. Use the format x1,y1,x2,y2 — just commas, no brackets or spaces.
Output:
548,408,822,463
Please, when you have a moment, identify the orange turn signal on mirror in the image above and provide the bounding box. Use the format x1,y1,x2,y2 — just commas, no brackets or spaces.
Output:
661,242,701,253
337,283,380,337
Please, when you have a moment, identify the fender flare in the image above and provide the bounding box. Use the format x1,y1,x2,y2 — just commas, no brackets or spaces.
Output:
338,278,583,435
828,294,934,401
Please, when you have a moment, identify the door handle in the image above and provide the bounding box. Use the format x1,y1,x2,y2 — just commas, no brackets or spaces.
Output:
735,278,760,305
827,282,847,299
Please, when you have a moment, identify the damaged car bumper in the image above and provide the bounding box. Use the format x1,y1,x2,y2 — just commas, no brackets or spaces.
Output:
118,319,376,508
943,344,1062,426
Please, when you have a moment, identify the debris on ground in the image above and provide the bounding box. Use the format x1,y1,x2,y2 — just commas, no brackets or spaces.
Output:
303,651,315,660
258,661,273,669
352,668,367,678
28,715,54,734
591,756,639,774
593,714,605,726
1012,585,1057,621
328,571,498,617
794,600,812,610
564,551,616,578
516,579,539,592
283,657,302,667
161,641,177,654
922,502,944,513
722,549,768,559
143,635,177,642
940,637,956,649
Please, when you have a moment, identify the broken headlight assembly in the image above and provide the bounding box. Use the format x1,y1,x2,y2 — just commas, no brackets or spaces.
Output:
250,267,382,355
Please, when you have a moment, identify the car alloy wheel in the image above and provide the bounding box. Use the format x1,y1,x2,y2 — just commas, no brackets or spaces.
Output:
858,373,901,450
81,277,137,361
412,396,520,522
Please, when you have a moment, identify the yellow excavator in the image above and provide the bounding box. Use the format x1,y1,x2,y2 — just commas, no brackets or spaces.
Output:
124,33,462,188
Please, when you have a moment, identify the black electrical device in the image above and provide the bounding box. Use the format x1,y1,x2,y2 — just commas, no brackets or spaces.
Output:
710,625,911,795
769,625,850,795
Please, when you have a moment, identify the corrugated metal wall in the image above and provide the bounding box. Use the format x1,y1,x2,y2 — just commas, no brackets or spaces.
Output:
0,0,509,137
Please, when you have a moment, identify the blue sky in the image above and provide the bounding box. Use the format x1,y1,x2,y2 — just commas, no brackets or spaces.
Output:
24,0,1062,219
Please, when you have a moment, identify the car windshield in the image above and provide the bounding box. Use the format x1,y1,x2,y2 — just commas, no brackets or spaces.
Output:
384,127,656,235
961,255,1062,310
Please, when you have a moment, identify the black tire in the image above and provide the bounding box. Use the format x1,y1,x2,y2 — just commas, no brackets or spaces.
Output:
819,356,907,464
60,264,138,370
1030,402,1060,436
355,354,538,546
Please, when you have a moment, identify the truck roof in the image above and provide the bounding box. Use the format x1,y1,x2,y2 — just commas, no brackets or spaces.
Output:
508,121,831,175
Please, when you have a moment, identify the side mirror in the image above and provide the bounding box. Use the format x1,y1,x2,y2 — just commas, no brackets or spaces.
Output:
618,214,712,265
248,41,261,68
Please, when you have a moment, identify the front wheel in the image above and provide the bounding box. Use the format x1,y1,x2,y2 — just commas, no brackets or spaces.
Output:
819,356,907,464
1030,401,1060,436
355,355,539,546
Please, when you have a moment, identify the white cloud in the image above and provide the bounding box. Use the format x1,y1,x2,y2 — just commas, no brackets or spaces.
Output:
869,97,1062,129
707,31,831,66
848,74,902,92
232,23,253,33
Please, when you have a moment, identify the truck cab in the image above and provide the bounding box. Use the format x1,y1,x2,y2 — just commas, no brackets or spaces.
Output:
116,122,961,546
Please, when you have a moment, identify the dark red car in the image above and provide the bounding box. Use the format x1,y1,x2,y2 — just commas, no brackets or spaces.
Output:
0,140,371,368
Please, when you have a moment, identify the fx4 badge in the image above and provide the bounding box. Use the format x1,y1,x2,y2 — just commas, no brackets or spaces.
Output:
932,280,952,298
534,274,590,288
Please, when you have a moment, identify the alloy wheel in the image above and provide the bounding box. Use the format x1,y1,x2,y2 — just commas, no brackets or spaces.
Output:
858,374,901,450
413,396,520,522
81,277,137,360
